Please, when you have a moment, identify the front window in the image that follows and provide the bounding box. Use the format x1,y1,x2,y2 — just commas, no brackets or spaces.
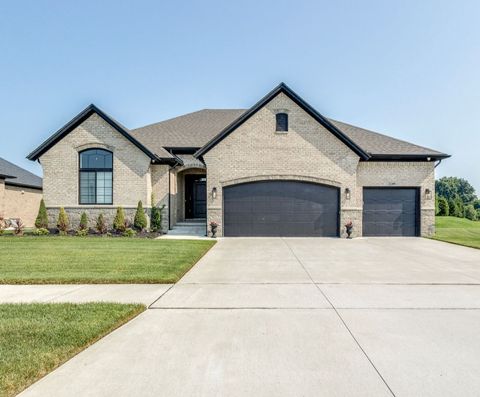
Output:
79,149,112,204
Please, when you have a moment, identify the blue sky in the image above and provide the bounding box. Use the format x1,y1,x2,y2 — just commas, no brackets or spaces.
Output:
1,0,479,192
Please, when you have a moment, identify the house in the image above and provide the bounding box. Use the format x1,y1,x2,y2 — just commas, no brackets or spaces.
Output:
27,83,449,237
0,157,43,226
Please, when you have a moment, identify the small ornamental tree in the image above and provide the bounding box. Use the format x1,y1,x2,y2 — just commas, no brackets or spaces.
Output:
150,194,164,232
96,213,108,234
437,196,449,216
35,199,48,229
113,206,126,232
57,207,69,235
134,200,147,231
79,212,89,231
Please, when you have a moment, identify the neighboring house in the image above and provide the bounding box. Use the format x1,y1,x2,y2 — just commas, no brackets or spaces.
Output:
27,83,449,237
0,157,43,226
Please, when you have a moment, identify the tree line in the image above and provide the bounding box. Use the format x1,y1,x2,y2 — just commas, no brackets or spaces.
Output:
435,177,480,221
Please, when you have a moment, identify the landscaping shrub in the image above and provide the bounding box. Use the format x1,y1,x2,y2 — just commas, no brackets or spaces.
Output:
35,199,49,229
113,207,126,232
150,194,165,232
76,228,89,237
123,228,137,237
33,228,50,236
134,201,147,231
79,212,89,231
96,213,108,234
0,216,5,235
57,208,69,235
437,196,449,216
464,204,477,221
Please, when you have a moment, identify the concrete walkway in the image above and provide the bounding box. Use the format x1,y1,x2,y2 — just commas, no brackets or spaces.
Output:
18,238,480,397
0,284,171,305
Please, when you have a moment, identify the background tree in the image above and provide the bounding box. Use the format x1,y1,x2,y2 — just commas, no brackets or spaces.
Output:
464,205,477,221
437,196,449,216
35,199,48,229
435,177,477,204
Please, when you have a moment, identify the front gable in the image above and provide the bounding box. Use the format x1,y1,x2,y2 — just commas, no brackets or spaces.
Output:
195,83,370,160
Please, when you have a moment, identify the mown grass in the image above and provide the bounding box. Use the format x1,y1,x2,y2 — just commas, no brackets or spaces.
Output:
0,303,145,397
432,216,480,249
0,237,215,283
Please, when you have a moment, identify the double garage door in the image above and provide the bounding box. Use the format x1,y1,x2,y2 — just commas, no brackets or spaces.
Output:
223,181,419,237
223,180,339,237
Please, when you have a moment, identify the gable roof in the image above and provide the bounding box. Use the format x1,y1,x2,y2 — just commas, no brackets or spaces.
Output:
0,157,42,189
194,83,371,159
27,104,177,164
131,109,246,151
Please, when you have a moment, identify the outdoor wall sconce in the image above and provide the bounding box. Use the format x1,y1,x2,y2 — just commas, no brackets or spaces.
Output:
345,188,351,200
212,187,217,199
425,188,432,199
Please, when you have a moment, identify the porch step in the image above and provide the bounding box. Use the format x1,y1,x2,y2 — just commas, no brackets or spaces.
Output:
168,223,206,236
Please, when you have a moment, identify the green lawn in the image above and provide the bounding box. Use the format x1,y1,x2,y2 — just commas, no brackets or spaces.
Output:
0,237,215,283
0,303,144,397
432,216,480,249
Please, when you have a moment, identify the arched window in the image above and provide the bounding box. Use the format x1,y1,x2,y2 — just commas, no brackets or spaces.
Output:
276,113,288,132
79,149,113,204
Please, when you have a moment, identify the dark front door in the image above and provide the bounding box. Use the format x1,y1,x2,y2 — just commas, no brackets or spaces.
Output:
185,175,206,219
223,180,339,237
363,188,419,236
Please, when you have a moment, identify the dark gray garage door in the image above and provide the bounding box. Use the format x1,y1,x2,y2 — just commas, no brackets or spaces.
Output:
223,180,339,237
363,188,419,236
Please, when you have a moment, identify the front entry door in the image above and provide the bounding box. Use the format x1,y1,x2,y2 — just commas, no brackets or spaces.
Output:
185,175,206,219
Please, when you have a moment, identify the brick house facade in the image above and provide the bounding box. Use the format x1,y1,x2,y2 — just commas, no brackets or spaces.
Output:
28,83,448,237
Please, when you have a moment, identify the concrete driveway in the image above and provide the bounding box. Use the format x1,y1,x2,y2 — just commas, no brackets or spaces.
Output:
19,238,480,397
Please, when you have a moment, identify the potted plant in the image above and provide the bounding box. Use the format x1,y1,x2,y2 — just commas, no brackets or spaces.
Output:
345,220,353,239
210,221,218,238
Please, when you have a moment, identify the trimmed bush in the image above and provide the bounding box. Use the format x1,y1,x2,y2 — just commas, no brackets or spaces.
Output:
123,228,137,237
150,194,165,232
464,204,477,221
134,201,147,231
79,212,89,231
0,216,5,235
113,207,126,232
35,199,48,229
437,196,449,216
57,208,69,235
76,228,89,237
96,213,108,234
33,228,49,236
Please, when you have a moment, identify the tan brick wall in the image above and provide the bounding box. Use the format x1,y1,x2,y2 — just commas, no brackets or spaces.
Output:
39,113,152,221
3,185,42,227
151,164,170,232
203,92,436,237
0,179,5,218
203,92,360,237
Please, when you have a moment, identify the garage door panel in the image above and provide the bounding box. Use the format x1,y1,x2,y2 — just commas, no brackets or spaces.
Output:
224,181,339,237
363,188,419,237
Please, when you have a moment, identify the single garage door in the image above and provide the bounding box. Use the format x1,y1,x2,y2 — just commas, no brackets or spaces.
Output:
223,180,339,237
363,188,419,236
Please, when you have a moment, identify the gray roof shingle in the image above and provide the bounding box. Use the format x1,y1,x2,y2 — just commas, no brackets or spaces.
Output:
0,157,42,189
132,109,448,158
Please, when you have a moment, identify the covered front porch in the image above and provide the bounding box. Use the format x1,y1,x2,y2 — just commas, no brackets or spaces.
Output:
168,154,207,237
